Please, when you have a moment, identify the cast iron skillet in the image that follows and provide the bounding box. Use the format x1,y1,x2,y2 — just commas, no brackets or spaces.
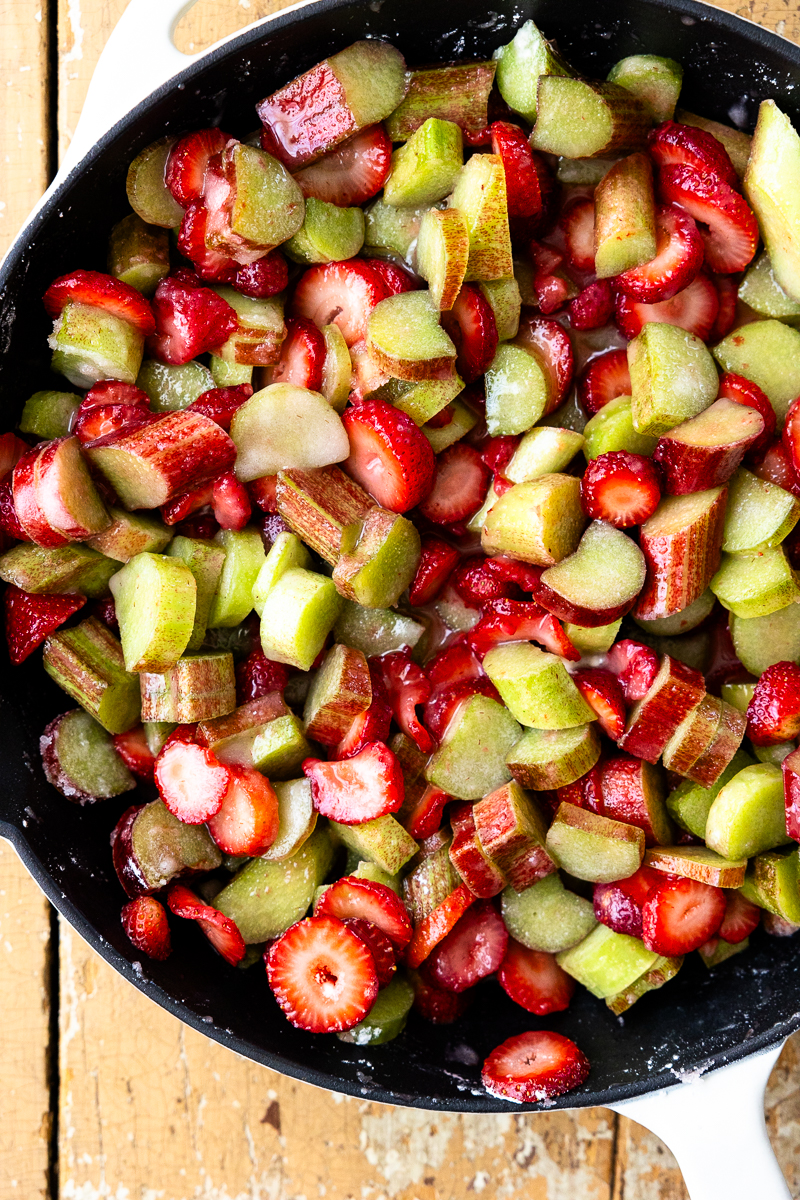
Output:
1,0,800,1114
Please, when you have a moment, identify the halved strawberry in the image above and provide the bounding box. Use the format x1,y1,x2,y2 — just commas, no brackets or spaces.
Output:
166,127,232,206
468,598,580,661
615,204,704,303
43,269,156,336
417,443,491,526
266,316,326,391
405,883,476,970
4,585,85,664
177,199,239,282
559,195,595,272
423,677,502,743
235,646,291,704
341,917,397,985
440,284,498,383
482,1030,590,1103
188,384,253,430
266,914,378,1032
479,435,519,477
404,784,452,841
408,535,459,605
303,741,404,823
343,400,434,513
291,259,389,347
207,765,279,856
0,473,30,542
572,669,627,739
426,899,508,992
160,481,214,526
232,252,290,299
373,650,434,753
367,259,417,296
490,121,551,223
615,272,719,341
753,439,800,498
483,555,544,594
155,740,230,824
658,164,759,273
719,890,761,943
333,664,393,760
121,896,172,961
498,940,576,1014
593,865,664,937
558,763,605,816
710,273,739,341
746,661,800,745
112,725,156,781
568,279,615,331
606,638,660,702
452,555,514,607
649,120,739,188
515,315,575,414
580,450,662,527
314,875,413,950
74,404,153,446
719,372,775,456
292,125,392,207
426,639,483,693
578,348,631,416
642,875,726,955
411,969,471,1023
167,883,246,965
82,381,149,410
212,472,252,531
148,270,238,365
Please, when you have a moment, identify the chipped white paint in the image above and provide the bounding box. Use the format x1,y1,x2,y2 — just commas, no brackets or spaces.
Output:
62,0,84,64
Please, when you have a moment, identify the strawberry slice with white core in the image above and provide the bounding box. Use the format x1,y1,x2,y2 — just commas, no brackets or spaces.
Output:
648,120,739,188
266,915,379,1032
719,890,761,943
417,443,491,525
568,280,615,331
303,741,404,824
658,164,759,273
43,269,156,336
121,896,172,961
641,876,726,955
426,900,508,992
268,316,326,390
166,128,232,206
314,875,413,951
75,404,153,446
498,940,576,1014
515,316,574,415
167,883,246,965
719,372,776,455
559,196,596,272
112,725,156,781
580,451,662,527
290,260,390,347
440,284,498,383
340,917,396,985
606,639,660,702
482,1031,590,1103
409,535,460,605
616,272,719,341
343,400,435,513
578,348,631,416
4,585,86,665
148,270,239,365
212,472,252,531
207,765,280,856
572,668,627,739
367,259,417,296
292,125,392,207
490,121,550,223
468,599,580,662
593,866,664,937
177,199,239,283
374,650,434,753
615,205,704,303
155,740,231,824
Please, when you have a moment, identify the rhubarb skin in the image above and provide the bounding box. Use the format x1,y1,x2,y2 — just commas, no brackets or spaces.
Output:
653,399,765,495
783,746,800,841
276,466,372,566
633,486,727,621
618,654,707,764
687,701,747,787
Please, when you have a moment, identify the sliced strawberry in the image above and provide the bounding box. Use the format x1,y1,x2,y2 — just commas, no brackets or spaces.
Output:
404,784,452,841
658,164,759,273
425,900,508,993
479,435,519,477
82,381,149,410
559,196,595,272
235,647,291,704
578,348,631,416
373,650,434,753
718,372,775,456
341,917,396,985
0,473,30,542
303,741,404,823
606,639,660,702
568,279,615,331
490,121,551,223
615,205,704,303
452,555,514,607
112,725,156,781
719,890,761,943
291,259,389,347
367,259,417,296
440,284,498,384
177,199,239,282
74,403,153,446
468,598,580,661
423,677,501,743
417,443,491,526
580,450,662,527
166,127,232,206
167,883,246,965
593,866,664,937
148,269,238,365
160,481,214,526
483,555,543,594
753,439,800,498
155,739,230,824
529,241,574,314
709,273,739,340
207,765,279,856
212,472,252,531
293,125,392,207
411,969,471,1023
426,640,482,692
482,1030,590,1103
642,875,726,955
0,433,30,478
315,875,413,950
515,315,574,414
408,535,459,605
188,384,253,430
498,940,576,1014
405,883,476,970
43,269,155,336
615,271,719,341
267,316,326,391
649,120,739,188
746,661,800,745
572,669,627,739
557,764,605,816
4,585,85,664
333,665,393,760
232,252,290,299
266,915,378,1032
121,896,172,961
343,400,435,513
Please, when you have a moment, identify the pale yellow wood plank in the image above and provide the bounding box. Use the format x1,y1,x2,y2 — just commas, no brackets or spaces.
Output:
57,0,127,163
0,0,50,248
714,0,800,40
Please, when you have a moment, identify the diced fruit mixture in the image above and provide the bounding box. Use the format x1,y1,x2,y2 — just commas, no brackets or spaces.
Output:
8,17,800,1107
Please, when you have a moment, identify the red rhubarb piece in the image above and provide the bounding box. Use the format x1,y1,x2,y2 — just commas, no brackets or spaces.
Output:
641,875,726,955
440,283,498,383
498,940,576,1014
580,451,662,528
373,650,434,753
267,316,326,391
265,915,378,1032
166,127,232,206
121,896,172,961
615,204,704,303
559,195,596,272
0,432,31,477
44,269,156,336
188,384,253,430
303,741,404,823
290,259,390,346
658,164,759,273
315,875,413,951
333,665,393,760
417,443,491,526
572,669,627,740
719,373,775,456
782,395,800,478
578,348,631,416
207,765,280,856
112,725,156,781
615,272,719,341
593,866,664,937
4,585,85,664
293,125,392,206
167,883,246,965
409,535,459,605
426,899,508,993
405,883,476,970
746,661,800,746
12,445,71,548
155,739,230,824
468,598,579,661
343,400,435,513
148,269,238,364
649,120,739,188
719,890,760,943
482,1030,590,1103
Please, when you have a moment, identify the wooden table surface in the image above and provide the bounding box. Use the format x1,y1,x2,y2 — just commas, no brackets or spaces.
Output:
2,0,800,1194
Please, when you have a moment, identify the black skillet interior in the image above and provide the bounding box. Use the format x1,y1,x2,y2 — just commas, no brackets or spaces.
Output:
2,0,800,1113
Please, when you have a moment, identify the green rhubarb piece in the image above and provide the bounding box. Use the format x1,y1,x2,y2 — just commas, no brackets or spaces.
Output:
501,873,596,954
539,520,646,626
403,840,458,924
87,506,172,563
754,742,796,766
263,778,317,862
136,359,214,412
546,802,645,883
126,136,184,228
506,426,584,483
721,681,756,713
434,587,481,633
741,847,800,923
107,213,170,296
634,588,716,637
676,109,752,178
337,974,415,1046
166,536,225,651
276,466,368,565
698,937,749,969
723,468,800,554
210,288,285,366
483,643,594,728
208,527,265,628
43,708,135,800
466,482,499,534
332,508,421,609
252,532,311,617
710,547,800,619
644,844,746,888
425,693,521,800
583,394,659,459
366,291,456,382
606,955,683,1013
226,143,304,248
214,827,334,943
557,924,659,999
251,715,313,779
451,154,513,282
531,78,650,159
606,55,683,123
329,815,418,875
110,552,196,672
422,396,478,452
131,799,222,892
372,375,463,426
731,605,800,675
480,277,521,343
333,600,423,657
284,197,364,264
139,652,235,723
143,721,176,756
50,302,144,388
629,323,718,435
557,157,618,185
481,475,585,566
231,385,348,481
713,320,800,425
210,356,253,389
363,198,425,262
43,617,140,734
385,61,495,141
19,390,80,440
484,344,549,436
0,543,117,597
493,19,573,123
743,100,800,304
705,762,792,860
260,567,342,671
594,153,657,278
353,860,402,895
195,694,288,765
738,252,800,318
384,118,463,208
565,619,622,655
416,207,469,311
320,324,351,413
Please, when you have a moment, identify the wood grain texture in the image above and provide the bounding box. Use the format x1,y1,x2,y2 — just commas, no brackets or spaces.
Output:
0,0,50,248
